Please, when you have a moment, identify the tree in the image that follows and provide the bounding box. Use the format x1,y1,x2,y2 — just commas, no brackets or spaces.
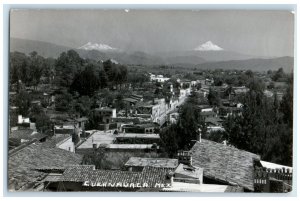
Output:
55,50,83,88
280,77,293,125
223,79,293,166
35,112,52,134
207,88,221,106
28,51,44,89
86,110,102,130
99,69,108,88
70,65,100,97
10,52,31,88
160,124,179,158
159,91,202,157
272,67,285,81
16,90,31,116
73,96,92,117
55,90,73,112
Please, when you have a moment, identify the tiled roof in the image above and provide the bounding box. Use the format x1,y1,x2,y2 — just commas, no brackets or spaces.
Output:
125,157,178,169
42,135,72,148
9,129,47,141
190,140,260,191
45,165,171,189
225,186,244,192
60,166,141,184
139,166,172,188
8,143,83,191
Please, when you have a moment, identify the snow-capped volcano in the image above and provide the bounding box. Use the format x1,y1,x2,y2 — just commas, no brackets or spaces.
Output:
194,41,224,51
78,42,118,51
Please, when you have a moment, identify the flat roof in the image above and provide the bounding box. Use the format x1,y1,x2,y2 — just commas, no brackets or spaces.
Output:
107,144,154,149
161,182,229,192
116,133,160,139
77,130,115,149
125,157,178,168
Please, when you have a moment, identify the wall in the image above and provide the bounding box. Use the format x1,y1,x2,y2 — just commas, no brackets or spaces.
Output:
56,137,75,153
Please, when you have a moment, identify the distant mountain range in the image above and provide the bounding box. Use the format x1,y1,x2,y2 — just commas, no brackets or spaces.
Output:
196,57,294,72
10,38,71,58
10,38,294,72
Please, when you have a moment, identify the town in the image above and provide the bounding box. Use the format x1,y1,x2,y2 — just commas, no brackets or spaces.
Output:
8,49,293,192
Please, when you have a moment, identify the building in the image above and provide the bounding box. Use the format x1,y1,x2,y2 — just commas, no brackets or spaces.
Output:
122,123,158,133
43,165,173,192
8,142,83,191
76,130,116,155
17,115,36,130
254,161,293,192
54,124,75,137
9,129,47,150
173,164,203,184
55,136,75,153
94,107,117,124
190,139,260,191
136,104,160,123
149,73,170,83
124,157,178,172
115,133,161,145
105,144,158,153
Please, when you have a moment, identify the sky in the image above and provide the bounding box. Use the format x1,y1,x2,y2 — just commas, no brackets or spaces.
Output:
10,9,294,57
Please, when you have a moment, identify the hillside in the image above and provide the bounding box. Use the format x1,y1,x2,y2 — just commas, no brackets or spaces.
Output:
10,38,72,58
195,57,294,72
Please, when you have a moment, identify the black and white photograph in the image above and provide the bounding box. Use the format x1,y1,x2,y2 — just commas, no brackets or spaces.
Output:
7,8,294,193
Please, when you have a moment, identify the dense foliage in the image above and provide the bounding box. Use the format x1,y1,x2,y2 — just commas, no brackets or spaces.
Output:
160,91,207,157
221,76,293,166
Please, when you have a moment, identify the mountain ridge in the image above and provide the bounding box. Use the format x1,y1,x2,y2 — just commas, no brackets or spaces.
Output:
10,37,294,72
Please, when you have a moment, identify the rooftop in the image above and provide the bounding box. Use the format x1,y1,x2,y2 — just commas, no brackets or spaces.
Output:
174,164,203,179
116,133,160,139
162,182,230,192
9,129,46,141
190,139,260,191
106,144,155,150
125,157,178,169
75,117,88,122
123,97,139,103
77,130,115,149
95,107,116,111
42,135,72,148
205,117,224,125
260,160,293,173
9,143,83,191
46,165,172,189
